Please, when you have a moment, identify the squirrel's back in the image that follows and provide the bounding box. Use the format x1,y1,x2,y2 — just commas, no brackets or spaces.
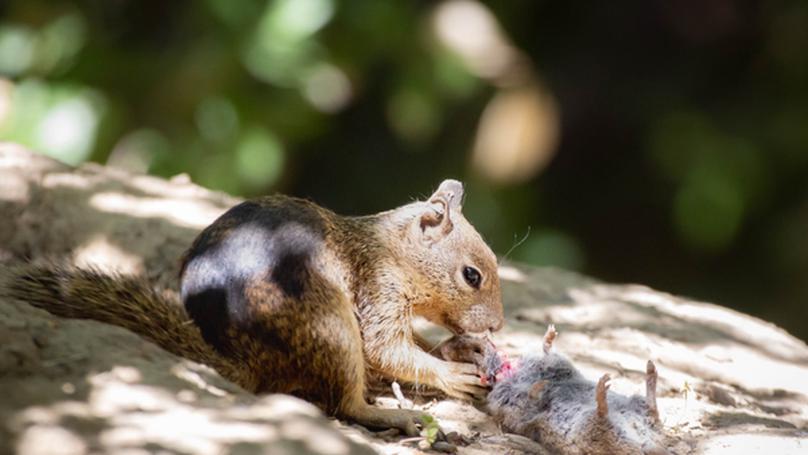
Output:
178,195,366,360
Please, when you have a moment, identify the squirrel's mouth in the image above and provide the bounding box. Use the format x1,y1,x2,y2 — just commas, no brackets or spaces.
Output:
441,317,466,336
442,317,491,339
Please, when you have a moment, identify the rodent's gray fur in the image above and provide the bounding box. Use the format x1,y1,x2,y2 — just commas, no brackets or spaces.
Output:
442,326,670,454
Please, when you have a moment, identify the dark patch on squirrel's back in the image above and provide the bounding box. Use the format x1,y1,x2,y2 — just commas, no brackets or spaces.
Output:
271,250,309,299
184,287,233,354
180,196,330,355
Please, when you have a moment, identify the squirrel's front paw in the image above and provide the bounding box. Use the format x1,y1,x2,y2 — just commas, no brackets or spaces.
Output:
441,361,489,401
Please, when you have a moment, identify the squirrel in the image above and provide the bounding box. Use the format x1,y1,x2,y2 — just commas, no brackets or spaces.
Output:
3,179,504,436
440,326,671,454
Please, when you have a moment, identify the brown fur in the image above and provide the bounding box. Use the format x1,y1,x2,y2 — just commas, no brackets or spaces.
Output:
1,264,245,384
3,180,503,436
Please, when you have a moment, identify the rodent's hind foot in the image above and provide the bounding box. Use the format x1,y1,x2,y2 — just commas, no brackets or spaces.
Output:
345,403,427,436
596,374,610,417
645,360,660,422
542,324,557,354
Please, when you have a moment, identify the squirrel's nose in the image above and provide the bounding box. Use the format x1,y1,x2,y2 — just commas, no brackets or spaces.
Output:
490,316,504,332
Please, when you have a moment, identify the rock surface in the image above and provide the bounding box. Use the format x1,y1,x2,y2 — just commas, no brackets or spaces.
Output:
1,143,806,454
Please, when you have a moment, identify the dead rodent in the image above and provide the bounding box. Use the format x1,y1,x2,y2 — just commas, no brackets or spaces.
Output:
441,326,671,454
4,179,504,435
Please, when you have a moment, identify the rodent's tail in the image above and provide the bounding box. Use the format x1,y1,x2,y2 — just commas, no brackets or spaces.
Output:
2,262,240,381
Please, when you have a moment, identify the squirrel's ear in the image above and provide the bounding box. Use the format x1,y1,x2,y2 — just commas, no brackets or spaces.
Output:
416,180,463,245
428,179,464,212
418,198,452,244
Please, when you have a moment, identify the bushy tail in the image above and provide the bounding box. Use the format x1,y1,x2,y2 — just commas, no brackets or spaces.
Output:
2,262,243,383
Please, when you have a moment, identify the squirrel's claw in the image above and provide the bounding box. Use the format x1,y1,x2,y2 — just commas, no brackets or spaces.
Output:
442,361,489,401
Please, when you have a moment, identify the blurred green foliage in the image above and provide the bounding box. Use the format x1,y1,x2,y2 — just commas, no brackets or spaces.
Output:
1,0,807,339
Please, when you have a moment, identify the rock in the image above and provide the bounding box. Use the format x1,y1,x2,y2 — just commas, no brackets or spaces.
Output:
432,441,458,453
1,143,807,454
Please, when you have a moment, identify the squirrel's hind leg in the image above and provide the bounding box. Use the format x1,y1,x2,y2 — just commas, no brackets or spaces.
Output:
325,301,427,435
342,391,426,436
277,284,427,436
334,328,428,435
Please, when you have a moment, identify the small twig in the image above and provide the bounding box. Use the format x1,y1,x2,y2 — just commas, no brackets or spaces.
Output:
399,436,425,445
391,381,413,409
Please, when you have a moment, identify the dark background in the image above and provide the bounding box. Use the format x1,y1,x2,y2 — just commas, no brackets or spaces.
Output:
1,0,806,340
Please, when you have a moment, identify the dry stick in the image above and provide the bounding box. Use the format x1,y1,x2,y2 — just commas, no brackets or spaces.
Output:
391,381,413,409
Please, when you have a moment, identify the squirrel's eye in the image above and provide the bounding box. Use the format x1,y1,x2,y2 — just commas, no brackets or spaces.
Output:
462,266,482,289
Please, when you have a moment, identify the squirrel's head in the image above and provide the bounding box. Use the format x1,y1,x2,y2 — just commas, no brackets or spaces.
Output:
399,179,504,335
